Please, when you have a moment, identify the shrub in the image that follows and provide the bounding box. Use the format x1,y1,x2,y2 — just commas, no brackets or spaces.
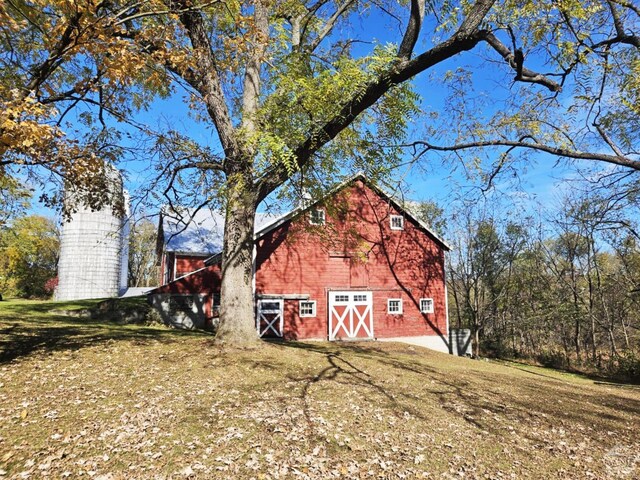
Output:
612,352,640,381
43,277,58,296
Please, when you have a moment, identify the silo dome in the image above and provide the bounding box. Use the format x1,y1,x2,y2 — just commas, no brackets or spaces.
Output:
55,166,129,300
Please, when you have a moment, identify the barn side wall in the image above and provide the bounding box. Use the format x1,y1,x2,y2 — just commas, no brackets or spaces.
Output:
255,180,448,346
175,255,208,278
148,264,221,329
158,253,211,285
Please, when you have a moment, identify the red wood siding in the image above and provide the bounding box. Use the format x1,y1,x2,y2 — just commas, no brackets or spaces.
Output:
153,263,221,295
150,178,448,342
255,179,447,340
158,253,210,285
175,255,207,278
150,264,222,321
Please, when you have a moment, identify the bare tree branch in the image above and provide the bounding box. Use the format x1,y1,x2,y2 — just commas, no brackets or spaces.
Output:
406,139,640,170
241,0,269,136
300,0,333,46
307,0,357,52
482,32,562,91
22,10,84,97
610,0,640,17
594,123,626,158
112,0,222,26
170,0,240,162
397,0,425,59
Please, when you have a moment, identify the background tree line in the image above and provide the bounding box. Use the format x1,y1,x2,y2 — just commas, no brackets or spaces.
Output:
423,176,640,378
0,181,56,298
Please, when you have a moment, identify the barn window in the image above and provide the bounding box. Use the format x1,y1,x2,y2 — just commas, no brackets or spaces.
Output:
299,300,316,317
390,215,404,230
260,301,282,312
420,298,434,314
387,298,403,314
335,294,349,302
309,209,325,225
353,294,367,302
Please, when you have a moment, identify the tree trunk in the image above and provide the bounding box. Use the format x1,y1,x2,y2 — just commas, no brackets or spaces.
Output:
215,185,259,345
561,333,571,367
473,324,481,358
574,316,581,365
449,277,463,330
621,316,630,350
608,328,618,358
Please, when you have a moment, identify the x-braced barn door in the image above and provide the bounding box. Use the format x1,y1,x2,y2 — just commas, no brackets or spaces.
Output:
328,291,373,340
256,299,284,338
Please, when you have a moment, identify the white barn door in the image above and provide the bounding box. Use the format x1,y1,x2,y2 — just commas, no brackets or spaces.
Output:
328,291,373,340
257,299,284,338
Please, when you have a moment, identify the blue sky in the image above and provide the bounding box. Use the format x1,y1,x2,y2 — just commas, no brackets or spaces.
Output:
24,5,616,225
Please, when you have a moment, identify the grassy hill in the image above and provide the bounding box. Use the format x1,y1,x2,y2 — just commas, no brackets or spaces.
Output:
0,299,638,479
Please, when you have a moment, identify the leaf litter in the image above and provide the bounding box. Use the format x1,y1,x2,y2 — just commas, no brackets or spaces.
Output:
0,309,639,479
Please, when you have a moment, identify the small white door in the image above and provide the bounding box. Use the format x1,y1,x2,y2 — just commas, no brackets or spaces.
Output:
257,299,284,338
328,291,373,340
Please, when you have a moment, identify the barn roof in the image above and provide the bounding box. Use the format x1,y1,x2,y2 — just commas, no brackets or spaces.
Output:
160,207,277,254
254,173,451,251
164,174,449,261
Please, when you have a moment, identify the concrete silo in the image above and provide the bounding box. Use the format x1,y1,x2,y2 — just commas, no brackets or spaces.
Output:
55,166,129,300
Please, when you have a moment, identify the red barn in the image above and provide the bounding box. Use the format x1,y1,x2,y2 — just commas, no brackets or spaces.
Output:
155,207,223,285
149,175,454,353
155,207,275,284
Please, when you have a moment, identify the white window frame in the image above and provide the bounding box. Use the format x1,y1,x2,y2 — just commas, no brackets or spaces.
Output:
420,298,434,314
299,300,316,317
387,298,403,315
390,215,404,230
309,209,325,226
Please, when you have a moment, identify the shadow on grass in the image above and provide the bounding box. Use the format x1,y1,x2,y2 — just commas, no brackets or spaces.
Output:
281,343,431,439
281,340,395,360
495,358,640,387
0,301,208,364
279,341,494,431
280,340,640,441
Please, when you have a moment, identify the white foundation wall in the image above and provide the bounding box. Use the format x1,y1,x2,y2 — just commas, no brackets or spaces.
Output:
379,335,451,354
379,330,472,356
